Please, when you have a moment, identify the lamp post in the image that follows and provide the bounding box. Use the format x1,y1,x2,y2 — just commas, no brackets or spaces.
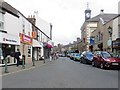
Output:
108,26,112,52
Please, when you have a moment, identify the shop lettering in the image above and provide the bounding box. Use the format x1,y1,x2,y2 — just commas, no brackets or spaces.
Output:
23,35,31,42
3,38,17,43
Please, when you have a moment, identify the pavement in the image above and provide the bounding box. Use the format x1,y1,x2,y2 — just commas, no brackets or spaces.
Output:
0,58,51,76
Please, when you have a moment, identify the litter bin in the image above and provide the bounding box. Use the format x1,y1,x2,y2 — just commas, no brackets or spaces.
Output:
20,55,25,65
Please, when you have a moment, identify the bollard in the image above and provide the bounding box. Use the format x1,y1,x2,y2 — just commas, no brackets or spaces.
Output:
44,59,45,63
4,56,9,73
22,55,25,69
32,57,35,66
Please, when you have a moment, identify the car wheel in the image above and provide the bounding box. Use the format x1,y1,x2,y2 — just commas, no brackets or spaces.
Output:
83,59,87,64
92,61,95,67
100,63,104,69
80,60,82,63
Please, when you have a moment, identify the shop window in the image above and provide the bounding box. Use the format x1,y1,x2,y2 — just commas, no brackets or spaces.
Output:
28,45,31,57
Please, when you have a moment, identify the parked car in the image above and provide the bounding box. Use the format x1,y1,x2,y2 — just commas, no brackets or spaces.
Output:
80,51,93,64
67,54,71,57
59,53,65,57
73,53,81,61
110,52,120,58
92,51,120,69
70,53,75,60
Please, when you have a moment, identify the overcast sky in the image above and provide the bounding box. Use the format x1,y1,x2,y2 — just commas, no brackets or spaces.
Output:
5,0,120,45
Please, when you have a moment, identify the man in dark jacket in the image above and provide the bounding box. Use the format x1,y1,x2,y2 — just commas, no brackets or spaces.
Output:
15,49,21,67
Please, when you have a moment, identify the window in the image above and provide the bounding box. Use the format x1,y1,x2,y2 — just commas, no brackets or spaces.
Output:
90,27,96,32
101,33,103,41
0,13,4,21
118,24,120,38
28,45,31,57
96,35,98,42
0,21,4,30
98,32,101,41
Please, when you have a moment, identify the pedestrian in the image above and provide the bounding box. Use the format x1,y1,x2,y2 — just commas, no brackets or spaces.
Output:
54,52,57,60
15,49,21,67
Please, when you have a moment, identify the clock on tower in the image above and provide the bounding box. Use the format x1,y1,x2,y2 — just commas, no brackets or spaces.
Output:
85,2,91,21
86,12,91,18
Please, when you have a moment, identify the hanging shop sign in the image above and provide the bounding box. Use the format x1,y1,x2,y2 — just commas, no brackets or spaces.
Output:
32,31,37,39
32,39,42,48
0,32,20,45
19,33,32,45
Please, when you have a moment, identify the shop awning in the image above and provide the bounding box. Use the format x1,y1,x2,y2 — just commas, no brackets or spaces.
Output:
46,42,53,48
32,39,42,48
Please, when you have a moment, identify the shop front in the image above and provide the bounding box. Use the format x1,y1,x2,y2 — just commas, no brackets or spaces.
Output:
0,32,20,65
32,39,42,61
112,38,120,54
19,33,32,64
43,42,53,59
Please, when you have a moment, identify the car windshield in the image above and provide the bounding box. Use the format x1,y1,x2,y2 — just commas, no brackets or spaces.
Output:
110,53,120,58
101,52,112,58
86,52,93,56
76,54,80,56
86,52,93,58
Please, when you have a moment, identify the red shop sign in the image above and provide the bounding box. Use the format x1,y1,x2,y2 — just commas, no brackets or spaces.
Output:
19,33,32,45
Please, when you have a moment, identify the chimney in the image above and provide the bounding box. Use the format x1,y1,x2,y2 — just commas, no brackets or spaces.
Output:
100,9,104,14
28,15,30,18
77,38,80,42
33,15,35,18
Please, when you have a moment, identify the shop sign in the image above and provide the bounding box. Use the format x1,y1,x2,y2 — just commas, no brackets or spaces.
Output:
107,39,112,46
0,32,20,45
90,37,95,45
19,33,32,45
32,31,37,39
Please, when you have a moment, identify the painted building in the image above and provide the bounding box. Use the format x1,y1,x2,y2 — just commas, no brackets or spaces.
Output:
81,9,118,52
28,12,53,59
0,1,53,66
111,1,120,54
0,1,20,65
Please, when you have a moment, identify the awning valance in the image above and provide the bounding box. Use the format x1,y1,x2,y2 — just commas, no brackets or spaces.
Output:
32,39,42,48
46,42,53,48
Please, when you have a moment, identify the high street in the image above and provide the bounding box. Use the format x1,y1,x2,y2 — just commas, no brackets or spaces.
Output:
2,57,118,88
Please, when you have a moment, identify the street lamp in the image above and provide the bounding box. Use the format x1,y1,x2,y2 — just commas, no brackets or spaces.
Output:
107,26,112,52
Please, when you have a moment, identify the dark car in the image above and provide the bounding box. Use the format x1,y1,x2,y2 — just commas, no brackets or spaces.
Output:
92,51,120,69
80,51,93,64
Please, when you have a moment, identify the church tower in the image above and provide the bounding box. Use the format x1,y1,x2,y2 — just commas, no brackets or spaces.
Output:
85,2,91,21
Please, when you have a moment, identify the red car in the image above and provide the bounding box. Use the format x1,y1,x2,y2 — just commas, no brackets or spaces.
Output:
92,51,120,69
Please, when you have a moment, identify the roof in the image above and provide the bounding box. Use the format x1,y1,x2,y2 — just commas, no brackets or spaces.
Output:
80,13,118,31
2,2,19,18
87,14,118,22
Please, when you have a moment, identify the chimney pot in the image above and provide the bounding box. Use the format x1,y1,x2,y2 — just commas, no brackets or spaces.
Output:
100,9,104,14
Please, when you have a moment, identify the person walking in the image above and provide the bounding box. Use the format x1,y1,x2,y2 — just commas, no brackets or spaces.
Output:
15,49,21,67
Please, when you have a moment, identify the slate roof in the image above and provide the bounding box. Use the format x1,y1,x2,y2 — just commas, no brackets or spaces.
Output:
80,13,118,31
87,14,118,22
